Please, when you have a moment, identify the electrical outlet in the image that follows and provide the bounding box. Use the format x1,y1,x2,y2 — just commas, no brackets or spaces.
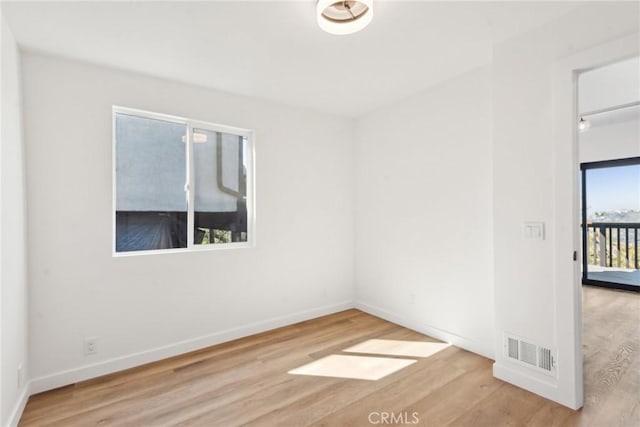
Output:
17,364,23,388
84,337,97,355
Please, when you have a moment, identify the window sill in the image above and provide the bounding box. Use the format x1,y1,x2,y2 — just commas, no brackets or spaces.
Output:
112,241,255,257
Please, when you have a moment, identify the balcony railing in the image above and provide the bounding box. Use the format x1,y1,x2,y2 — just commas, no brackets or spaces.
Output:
584,222,639,269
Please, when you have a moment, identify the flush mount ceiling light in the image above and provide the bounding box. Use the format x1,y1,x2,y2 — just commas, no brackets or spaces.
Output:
317,0,373,35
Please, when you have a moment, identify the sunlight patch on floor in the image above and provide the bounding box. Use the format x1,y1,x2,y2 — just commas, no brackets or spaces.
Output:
288,354,416,381
343,339,451,358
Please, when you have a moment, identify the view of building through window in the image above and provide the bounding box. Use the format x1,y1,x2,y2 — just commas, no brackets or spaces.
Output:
114,110,251,253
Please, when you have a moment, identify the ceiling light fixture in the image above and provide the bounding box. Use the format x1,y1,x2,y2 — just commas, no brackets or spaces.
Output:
578,117,591,133
317,0,373,35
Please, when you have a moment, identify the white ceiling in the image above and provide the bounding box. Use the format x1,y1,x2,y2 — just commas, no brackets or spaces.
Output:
2,1,581,117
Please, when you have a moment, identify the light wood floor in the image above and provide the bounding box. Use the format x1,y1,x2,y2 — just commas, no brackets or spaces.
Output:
20,286,639,426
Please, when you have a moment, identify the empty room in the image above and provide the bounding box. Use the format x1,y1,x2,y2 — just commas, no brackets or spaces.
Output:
1,1,639,426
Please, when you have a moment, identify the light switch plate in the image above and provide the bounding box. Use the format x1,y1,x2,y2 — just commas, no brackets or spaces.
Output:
523,222,545,240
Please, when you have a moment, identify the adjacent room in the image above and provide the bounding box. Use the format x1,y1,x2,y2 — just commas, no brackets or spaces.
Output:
1,1,639,426
578,57,640,290
576,55,640,426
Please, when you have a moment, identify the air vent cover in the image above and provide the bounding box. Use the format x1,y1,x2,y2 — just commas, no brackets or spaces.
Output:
539,347,553,372
519,341,537,366
507,337,519,359
504,333,556,376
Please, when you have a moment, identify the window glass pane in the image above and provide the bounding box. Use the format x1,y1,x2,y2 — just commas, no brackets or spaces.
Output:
193,128,248,245
584,164,640,287
115,113,188,252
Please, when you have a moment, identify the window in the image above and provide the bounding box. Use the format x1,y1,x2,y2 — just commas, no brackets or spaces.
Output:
581,157,640,291
113,107,253,254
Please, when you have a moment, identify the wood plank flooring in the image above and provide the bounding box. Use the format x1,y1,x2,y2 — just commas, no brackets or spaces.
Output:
19,286,639,426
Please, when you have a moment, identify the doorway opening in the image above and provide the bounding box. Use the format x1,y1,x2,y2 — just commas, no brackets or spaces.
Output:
577,55,640,292
573,51,640,419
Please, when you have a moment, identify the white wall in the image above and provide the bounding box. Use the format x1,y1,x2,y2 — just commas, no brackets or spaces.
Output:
578,57,640,163
579,112,640,163
21,53,355,392
1,11,29,427
354,66,495,358
492,2,639,409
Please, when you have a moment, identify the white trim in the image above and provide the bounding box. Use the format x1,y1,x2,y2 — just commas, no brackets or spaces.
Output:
6,382,30,427
112,241,253,257
112,106,252,137
247,131,256,247
29,300,354,395
551,33,639,410
186,123,195,248
493,362,558,403
355,300,494,360
111,105,256,256
111,109,117,257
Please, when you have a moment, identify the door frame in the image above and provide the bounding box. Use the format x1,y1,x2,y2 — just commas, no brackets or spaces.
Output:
552,34,639,409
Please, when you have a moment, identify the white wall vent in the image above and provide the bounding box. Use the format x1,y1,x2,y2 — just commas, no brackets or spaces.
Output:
504,333,556,376
539,347,553,372
519,340,537,366
507,336,518,359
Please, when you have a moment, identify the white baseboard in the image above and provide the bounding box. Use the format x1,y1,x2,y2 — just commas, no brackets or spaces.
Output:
30,300,354,395
355,300,494,360
7,381,31,427
492,362,572,407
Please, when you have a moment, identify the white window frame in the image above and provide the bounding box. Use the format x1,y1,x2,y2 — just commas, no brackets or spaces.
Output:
112,106,255,256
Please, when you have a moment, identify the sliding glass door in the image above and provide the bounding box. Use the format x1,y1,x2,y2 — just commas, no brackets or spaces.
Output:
581,157,640,291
